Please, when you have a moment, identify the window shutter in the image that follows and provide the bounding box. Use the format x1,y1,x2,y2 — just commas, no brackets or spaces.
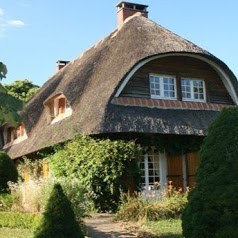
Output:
58,98,66,114
20,123,24,136
24,167,30,182
48,101,55,117
42,161,49,178
7,127,12,143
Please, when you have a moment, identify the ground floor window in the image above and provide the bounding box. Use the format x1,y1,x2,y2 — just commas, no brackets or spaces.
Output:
139,149,199,192
139,149,167,191
139,149,160,190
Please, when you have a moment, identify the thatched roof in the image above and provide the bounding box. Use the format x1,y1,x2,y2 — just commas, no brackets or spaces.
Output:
5,14,238,159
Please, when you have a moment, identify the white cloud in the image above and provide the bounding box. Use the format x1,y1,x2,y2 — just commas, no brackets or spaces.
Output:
7,19,25,27
0,9,25,37
0,8,4,17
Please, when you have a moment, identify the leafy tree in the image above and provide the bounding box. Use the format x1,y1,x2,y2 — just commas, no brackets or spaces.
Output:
182,107,238,238
49,135,141,211
4,79,40,102
0,62,7,81
0,63,23,127
34,183,84,238
0,152,18,193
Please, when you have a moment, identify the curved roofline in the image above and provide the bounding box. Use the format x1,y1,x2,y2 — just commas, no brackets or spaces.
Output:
115,53,238,105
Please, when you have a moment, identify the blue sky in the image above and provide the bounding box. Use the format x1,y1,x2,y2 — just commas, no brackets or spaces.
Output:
0,0,238,86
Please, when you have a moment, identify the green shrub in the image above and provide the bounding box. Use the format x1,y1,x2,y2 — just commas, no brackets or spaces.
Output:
0,193,14,211
182,107,238,238
0,211,41,229
49,135,141,212
0,152,18,193
33,183,84,238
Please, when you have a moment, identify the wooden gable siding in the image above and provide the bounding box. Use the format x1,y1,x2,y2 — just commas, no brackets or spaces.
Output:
120,56,234,105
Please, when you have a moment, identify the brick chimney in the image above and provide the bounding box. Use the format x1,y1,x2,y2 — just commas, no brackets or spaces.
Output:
116,1,148,28
56,60,69,72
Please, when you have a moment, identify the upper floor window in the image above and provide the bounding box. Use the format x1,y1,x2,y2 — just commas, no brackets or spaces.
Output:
3,123,27,148
181,78,205,102
45,94,72,124
150,74,176,100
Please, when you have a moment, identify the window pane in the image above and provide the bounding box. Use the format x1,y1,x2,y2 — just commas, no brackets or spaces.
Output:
163,77,168,84
170,91,175,97
162,76,175,99
155,84,160,90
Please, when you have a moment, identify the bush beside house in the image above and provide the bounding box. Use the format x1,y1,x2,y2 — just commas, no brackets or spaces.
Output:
182,107,238,238
0,152,18,193
49,135,141,212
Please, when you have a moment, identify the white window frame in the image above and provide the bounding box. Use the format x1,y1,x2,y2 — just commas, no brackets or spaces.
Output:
181,78,206,102
139,148,167,192
149,74,177,100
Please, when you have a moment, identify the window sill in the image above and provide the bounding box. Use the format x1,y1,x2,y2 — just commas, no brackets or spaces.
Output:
50,108,73,124
3,134,28,149
182,99,206,103
151,96,177,101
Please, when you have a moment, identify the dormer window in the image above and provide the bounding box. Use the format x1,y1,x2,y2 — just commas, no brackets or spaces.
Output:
150,74,176,100
181,78,206,102
3,123,27,148
45,94,72,124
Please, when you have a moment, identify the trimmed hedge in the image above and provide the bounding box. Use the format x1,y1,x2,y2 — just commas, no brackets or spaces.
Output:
0,212,41,229
33,183,84,238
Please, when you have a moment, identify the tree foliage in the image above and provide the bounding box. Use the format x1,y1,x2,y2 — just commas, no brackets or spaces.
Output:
0,62,7,81
49,135,141,211
0,152,18,193
4,79,40,102
0,63,24,126
182,107,238,238
33,183,84,238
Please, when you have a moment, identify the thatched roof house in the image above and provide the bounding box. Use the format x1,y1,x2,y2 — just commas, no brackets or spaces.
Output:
2,2,238,190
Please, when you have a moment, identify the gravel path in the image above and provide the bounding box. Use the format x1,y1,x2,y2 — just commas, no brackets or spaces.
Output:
83,213,138,238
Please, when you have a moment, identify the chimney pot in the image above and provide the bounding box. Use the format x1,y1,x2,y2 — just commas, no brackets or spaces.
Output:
116,1,148,28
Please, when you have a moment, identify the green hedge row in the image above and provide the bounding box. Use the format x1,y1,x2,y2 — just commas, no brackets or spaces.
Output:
0,212,42,229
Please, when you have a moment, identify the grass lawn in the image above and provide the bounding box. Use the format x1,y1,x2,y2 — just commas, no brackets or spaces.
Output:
0,228,34,238
0,218,183,238
141,219,183,238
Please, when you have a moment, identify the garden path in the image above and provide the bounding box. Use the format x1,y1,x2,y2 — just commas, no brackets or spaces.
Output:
83,213,141,238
